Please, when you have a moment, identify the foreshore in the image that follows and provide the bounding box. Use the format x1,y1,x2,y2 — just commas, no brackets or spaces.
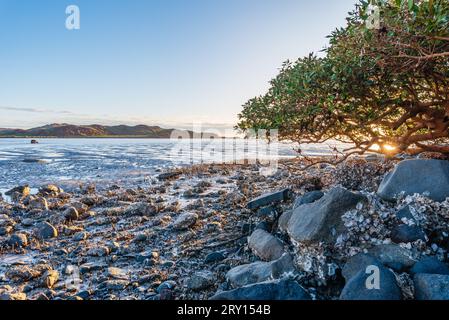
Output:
1,156,448,300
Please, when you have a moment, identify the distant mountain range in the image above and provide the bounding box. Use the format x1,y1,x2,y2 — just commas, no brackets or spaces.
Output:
0,123,220,138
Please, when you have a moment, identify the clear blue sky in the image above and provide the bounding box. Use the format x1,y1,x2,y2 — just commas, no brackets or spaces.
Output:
0,0,357,130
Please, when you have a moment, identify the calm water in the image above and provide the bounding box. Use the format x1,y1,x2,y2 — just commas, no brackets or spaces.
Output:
0,138,341,191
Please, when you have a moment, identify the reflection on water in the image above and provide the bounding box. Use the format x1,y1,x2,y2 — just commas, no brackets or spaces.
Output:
0,138,346,190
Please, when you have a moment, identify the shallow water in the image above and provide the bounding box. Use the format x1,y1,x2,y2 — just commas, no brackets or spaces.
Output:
0,138,343,191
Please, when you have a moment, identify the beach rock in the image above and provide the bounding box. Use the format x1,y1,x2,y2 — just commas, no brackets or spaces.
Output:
287,187,365,244
256,206,276,217
377,159,449,202
340,266,401,300
342,253,383,282
368,244,416,271
157,280,177,293
64,207,79,221
35,222,58,240
292,191,324,210
205,252,225,264
39,184,63,195
247,189,291,210
40,270,59,289
248,229,284,261
29,197,49,211
125,202,157,216
270,253,295,279
210,279,311,300
8,233,28,247
188,271,215,291
87,246,110,257
73,231,88,242
173,213,198,230
226,262,272,288
410,257,449,276
107,267,127,280
278,210,293,233
5,185,30,197
391,224,426,244
23,159,47,164
396,206,415,222
0,292,27,300
157,171,182,181
414,274,449,300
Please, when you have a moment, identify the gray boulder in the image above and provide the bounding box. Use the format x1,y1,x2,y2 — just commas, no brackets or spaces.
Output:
248,229,284,261
391,225,426,244
210,279,311,300
410,257,449,276
247,189,291,210
292,191,324,210
342,253,383,282
278,210,293,233
414,274,449,300
287,187,365,244
340,266,402,300
368,244,417,271
378,159,449,202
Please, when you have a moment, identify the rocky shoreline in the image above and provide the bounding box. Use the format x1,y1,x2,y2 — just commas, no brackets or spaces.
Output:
1,156,449,300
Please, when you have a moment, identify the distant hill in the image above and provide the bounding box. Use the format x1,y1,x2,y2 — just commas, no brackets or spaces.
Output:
0,123,220,138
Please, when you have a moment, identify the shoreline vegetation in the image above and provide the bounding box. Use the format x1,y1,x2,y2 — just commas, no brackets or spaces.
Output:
1,155,449,300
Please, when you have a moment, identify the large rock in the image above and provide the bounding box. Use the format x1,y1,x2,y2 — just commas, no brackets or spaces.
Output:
414,274,449,300
367,244,417,272
340,266,402,300
287,187,365,244
248,229,284,261
292,191,324,210
278,210,293,233
247,189,291,210
377,159,449,202
391,224,426,244
226,254,295,288
410,257,449,276
210,279,311,300
342,253,383,282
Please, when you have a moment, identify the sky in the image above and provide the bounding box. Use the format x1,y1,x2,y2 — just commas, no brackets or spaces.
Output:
0,0,357,130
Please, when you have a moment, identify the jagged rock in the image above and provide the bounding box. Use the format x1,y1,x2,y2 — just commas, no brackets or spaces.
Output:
247,189,291,210
248,229,284,261
8,233,28,247
173,213,198,230
35,222,58,240
410,257,449,276
210,279,311,300
292,191,324,210
340,266,402,300
368,244,417,271
287,187,365,244
377,159,449,202
414,274,449,300
187,271,215,291
391,224,426,244
342,253,383,282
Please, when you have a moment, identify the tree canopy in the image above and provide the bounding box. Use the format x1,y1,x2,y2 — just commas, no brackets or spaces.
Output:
237,0,449,158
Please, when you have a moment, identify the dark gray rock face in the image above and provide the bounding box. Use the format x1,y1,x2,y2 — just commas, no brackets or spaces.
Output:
247,189,291,210
210,279,311,300
292,191,324,210
340,266,402,300
410,257,449,276
414,274,449,300
342,253,383,282
248,229,284,261
377,159,449,202
391,225,426,244
367,244,417,272
287,187,365,244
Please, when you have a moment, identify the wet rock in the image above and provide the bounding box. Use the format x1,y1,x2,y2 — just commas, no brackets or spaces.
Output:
8,233,28,247
248,229,284,261
210,279,311,300
173,213,198,230
205,252,225,264
247,189,291,210
188,271,215,291
64,207,79,221
368,244,417,271
414,274,449,300
340,266,401,300
287,187,365,244
391,225,426,244
377,159,449,202
35,222,58,240
342,253,382,282
292,191,324,210
410,257,449,276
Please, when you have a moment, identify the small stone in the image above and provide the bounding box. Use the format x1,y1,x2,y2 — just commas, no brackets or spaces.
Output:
35,222,58,240
134,233,147,242
40,270,59,289
157,280,176,293
29,197,49,211
188,271,215,291
205,252,225,264
73,231,88,242
414,273,449,300
87,246,110,257
391,225,426,244
64,207,79,221
172,213,198,230
396,206,415,222
248,229,284,261
8,233,28,247
107,267,128,280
